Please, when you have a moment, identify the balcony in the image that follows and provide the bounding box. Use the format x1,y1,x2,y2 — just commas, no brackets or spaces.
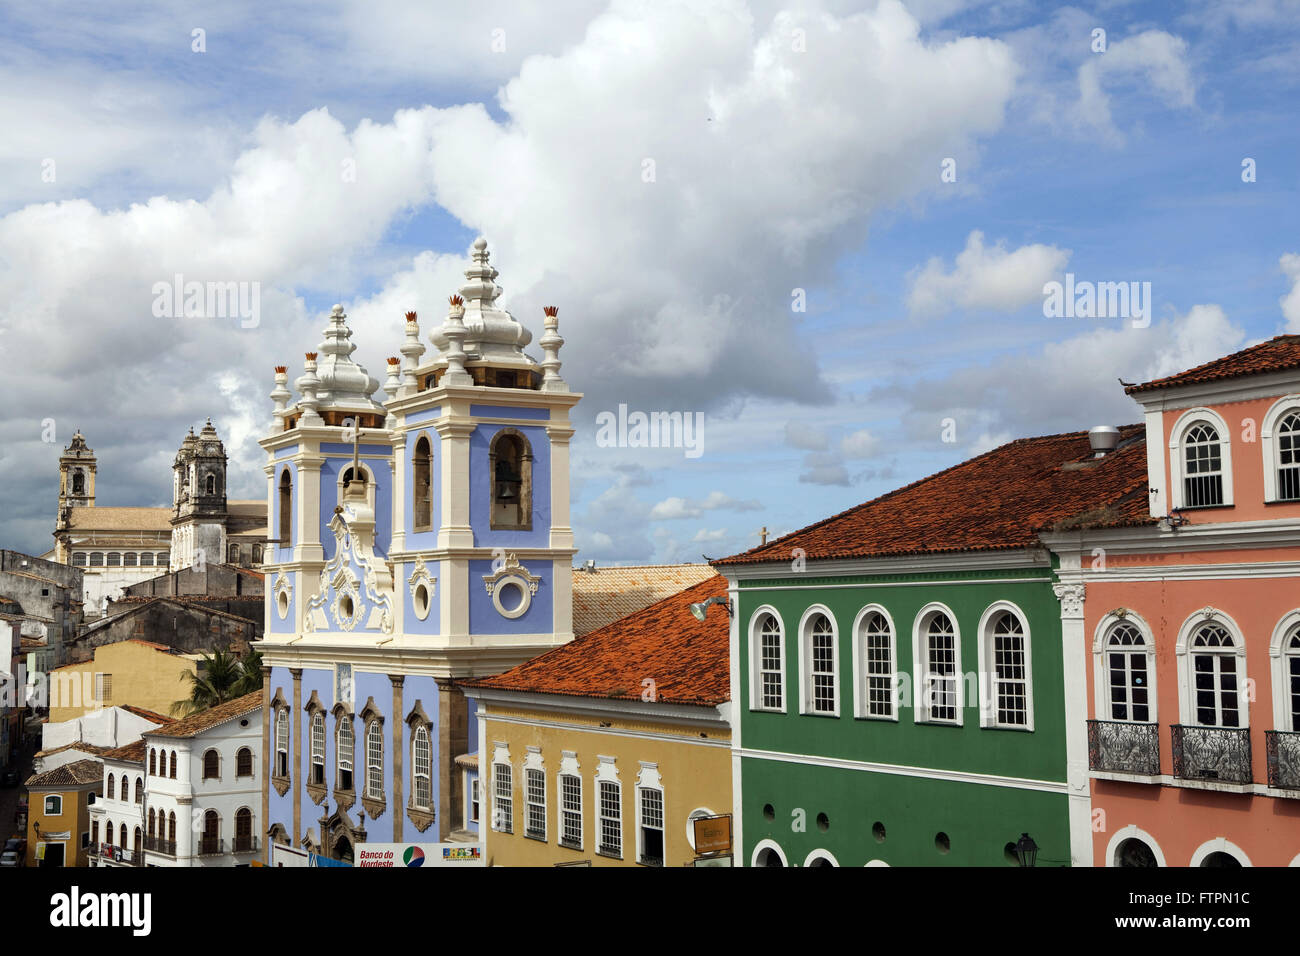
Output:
1266,730,1300,792
144,835,176,857
1087,720,1160,777
1171,724,1252,785
233,835,260,854
198,837,225,857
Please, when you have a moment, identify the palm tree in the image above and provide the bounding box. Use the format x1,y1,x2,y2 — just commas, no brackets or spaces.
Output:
172,648,264,716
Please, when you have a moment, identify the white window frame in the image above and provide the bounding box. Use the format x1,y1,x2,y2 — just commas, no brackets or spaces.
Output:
1092,611,1158,724
1261,396,1300,503
1175,609,1248,728
748,606,786,713
411,725,432,810
852,604,898,721
635,763,665,867
44,794,63,816
523,748,546,841
365,720,384,800
463,771,480,828
557,752,582,850
976,601,1034,731
1167,407,1234,510
336,717,354,790
275,709,290,778
798,605,840,717
1270,610,1300,732
310,713,326,785
491,743,513,834
594,756,621,859
912,603,963,725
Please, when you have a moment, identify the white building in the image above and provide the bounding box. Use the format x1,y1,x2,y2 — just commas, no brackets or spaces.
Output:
88,740,146,867
137,692,262,867
40,705,165,752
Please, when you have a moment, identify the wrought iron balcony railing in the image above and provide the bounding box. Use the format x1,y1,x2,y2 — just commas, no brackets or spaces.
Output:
144,836,176,857
233,835,259,854
198,837,225,857
1087,720,1160,777
1171,724,1252,785
1266,730,1300,791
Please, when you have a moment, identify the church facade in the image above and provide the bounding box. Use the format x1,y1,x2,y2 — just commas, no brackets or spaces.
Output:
257,239,579,861
51,425,268,612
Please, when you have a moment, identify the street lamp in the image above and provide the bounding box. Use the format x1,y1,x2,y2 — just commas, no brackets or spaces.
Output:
1014,832,1038,867
689,596,732,621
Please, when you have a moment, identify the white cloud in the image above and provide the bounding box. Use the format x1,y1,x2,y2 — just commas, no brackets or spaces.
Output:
907,231,1070,315
1076,30,1197,143
649,490,762,520
785,421,829,450
799,451,851,486
1281,253,1300,331
840,429,880,459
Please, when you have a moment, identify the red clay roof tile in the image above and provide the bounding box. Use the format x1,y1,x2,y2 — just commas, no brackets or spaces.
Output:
1126,335,1300,395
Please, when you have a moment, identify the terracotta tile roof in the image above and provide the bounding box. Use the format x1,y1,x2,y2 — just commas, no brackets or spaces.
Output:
145,691,261,738
715,426,1152,566
466,575,730,707
1126,335,1300,395
25,757,104,789
121,705,172,724
571,563,717,636
64,506,173,531
100,740,147,763
35,742,113,759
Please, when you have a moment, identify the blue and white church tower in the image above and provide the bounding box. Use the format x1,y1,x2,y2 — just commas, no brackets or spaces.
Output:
257,239,579,860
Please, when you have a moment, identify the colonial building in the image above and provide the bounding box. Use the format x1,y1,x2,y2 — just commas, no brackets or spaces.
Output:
25,757,103,867
466,574,732,867
712,426,1148,867
1047,335,1300,867
51,425,267,613
258,238,580,862
47,639,201,723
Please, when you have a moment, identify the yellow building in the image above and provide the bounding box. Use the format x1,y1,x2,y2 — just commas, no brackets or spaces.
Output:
25,757,103,867
48,639,200,722
465,575,733,867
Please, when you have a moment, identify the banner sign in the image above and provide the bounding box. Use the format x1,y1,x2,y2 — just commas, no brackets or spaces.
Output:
355,843,485,867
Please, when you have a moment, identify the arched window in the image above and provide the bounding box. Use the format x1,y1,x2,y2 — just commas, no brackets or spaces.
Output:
72,471,85,494
147,808,155,838
228,545,241,565
236,746,253,779
275,710,289,778
119,823,127,848
366,720,384,800
1190,623,1240,727
105,819,113,847
235,807,253,852
73,552,87,566
1105,622,1151,722
337,718,354,792
800,610,837,715
918,608,960,724
89,552,103,566
201,810,219,854
1182,422,1225,507
982,608,1031,728
278,469,293,547
135,777,143,803
158,551,169,567
148,748,156,776
169,750,177,779
1285,631,1300,731
133,827,142,859
107,774,115,800
252,544,263,564
413,435,433,531
856,609,896,719
488,430,533,530
123,552,137,567
168,811,176,843
310,714,325,786
206,474,216,495
140,552,154,566
122,774,130,802
412,725,432,810
750,611,784,712
202,749,220,781
106,552,121,566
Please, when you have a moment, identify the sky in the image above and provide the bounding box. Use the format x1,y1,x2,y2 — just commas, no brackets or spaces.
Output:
1,0,1298,564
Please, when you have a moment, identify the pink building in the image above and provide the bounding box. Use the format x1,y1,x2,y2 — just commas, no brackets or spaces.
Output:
1047,336,1300,867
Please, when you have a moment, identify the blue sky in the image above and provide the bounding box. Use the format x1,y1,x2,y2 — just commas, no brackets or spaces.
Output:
1,0,1298,563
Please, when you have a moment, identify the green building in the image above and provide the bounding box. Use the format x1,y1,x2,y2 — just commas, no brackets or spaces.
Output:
712,426,1148,866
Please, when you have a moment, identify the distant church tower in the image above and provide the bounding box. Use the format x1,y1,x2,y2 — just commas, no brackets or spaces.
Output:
54,430,97,562
170,419,231,571
258,238,579,859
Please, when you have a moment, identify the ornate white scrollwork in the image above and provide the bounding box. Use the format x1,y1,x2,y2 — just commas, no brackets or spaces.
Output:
482,553,541,620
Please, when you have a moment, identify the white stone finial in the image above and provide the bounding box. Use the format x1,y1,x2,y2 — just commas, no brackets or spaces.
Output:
399,311,425,397
271,365,291,432
297,353,324,426
439,295,473,386
539,306,568,392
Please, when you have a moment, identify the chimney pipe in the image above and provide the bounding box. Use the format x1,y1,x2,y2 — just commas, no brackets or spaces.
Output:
1089,426,1120,458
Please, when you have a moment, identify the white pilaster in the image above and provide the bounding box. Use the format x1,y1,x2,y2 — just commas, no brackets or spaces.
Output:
1054,580,1093,867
